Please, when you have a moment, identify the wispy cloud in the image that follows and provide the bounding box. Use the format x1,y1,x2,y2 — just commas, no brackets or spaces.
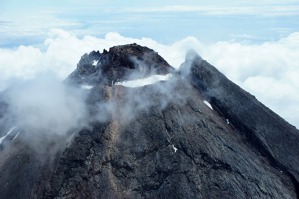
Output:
124,5,299,16
0,12,80,47
1,1,299,47
0,13,79,35
0,20,11,24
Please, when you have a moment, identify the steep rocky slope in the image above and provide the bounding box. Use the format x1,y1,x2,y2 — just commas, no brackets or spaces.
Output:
0,44,299,199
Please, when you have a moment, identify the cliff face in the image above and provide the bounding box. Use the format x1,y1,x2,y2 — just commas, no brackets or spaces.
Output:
0,44,299,199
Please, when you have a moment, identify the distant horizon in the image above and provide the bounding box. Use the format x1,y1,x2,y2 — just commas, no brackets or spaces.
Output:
1,0,299,47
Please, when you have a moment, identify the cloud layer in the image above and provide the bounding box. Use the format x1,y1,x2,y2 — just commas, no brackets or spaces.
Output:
0,29,298,129
2,1,299,48
126,5,299,16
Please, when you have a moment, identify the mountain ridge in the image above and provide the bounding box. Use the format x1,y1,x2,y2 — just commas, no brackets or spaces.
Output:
0,43,298,199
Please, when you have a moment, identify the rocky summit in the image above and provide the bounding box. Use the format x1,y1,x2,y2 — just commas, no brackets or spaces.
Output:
0,44,299,199
67,43,173,86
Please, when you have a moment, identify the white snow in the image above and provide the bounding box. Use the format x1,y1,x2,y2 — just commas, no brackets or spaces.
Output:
12,132,21,141
172,145,178,153
81,85,94,90
115,74,172,88
226,119,230,124
0,126,16,144
92,60,98,66
203,100,213,110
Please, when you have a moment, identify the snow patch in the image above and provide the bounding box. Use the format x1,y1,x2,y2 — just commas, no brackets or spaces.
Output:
115,74,172,88
12,132,21,141
81,85,94,90
92,60,98,66
226,119,230,124
203,100,213,110
0,126,16,144
172,145,178,153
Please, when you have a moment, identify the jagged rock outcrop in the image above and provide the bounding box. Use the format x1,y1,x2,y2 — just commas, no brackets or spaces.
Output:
0,44,299,199
67,43,173,86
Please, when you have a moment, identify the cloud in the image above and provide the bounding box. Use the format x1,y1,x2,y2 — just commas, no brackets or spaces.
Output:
5,74,88,136
0,29,299,129
0,73,89,154
201,32,299,127
2,1,298,48
124,5,299,16
0,29,202,90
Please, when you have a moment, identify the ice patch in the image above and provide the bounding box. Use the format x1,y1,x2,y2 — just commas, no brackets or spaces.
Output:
115,74,172,88
0,126,16,144
203,100,213,110
81,85,94,90
92,60,98,66
172,145,178,153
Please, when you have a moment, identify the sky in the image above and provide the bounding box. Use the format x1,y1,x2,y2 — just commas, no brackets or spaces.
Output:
0,0,299,128
1,0,299,46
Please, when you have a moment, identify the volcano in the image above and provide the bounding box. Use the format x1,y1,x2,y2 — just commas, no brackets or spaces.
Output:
0,44,299,199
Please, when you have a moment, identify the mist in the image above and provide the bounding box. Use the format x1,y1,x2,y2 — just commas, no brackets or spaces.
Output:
1,73,89,147
0,53,184,154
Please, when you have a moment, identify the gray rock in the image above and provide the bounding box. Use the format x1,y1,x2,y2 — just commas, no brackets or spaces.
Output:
0,44,298,199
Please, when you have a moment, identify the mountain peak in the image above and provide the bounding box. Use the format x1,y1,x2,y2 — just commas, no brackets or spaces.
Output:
67,43,174,86
1,44,299,199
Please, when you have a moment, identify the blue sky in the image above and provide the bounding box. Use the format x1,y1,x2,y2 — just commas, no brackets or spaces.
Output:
1,0,299,47
1,0,299,128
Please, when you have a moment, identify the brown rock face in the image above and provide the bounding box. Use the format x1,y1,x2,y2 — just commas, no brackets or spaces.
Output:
0,44,299,199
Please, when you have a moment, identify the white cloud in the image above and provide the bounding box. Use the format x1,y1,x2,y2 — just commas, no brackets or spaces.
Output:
125,5,299,16
243,76,299,125
0,12,79,41
6,75,88,137
201,32,299,127
0,29,299,129
0,29,202,90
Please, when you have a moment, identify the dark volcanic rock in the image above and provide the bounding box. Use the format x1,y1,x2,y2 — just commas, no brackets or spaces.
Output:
67,43,174,86
0,44,299,199
184,52,299,184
